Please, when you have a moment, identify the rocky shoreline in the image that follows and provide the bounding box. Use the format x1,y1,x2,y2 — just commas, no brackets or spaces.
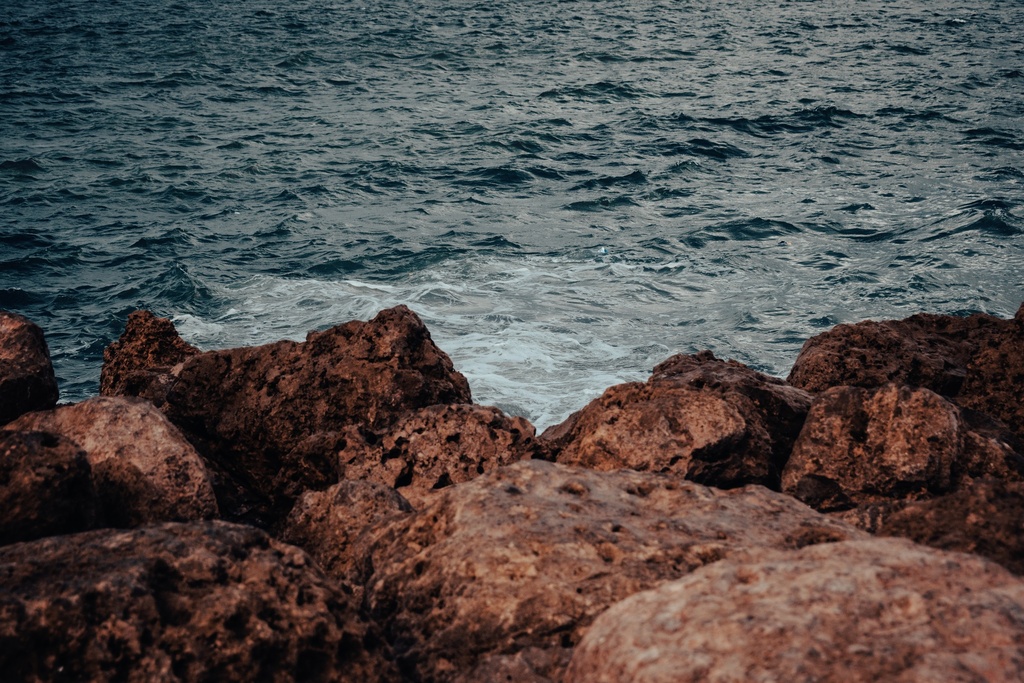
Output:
2,303,1023,681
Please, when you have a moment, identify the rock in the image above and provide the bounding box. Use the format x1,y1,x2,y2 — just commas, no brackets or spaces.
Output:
338,404,548,507
959,310,1024,443
565,538,1024,683
7,397,219,526
100,310,199,408
0,430,100,545
280,480,413,592
876,478,1024,576
106,306,471,527
0,311,58,425
787,310,1010,395
782,384,1023,512
362,460,866,682
542,351,812,490
0,521,397,682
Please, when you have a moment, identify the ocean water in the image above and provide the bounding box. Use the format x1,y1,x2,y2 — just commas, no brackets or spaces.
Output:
2,0,1022,429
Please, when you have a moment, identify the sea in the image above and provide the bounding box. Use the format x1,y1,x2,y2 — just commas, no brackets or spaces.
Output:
2,0,1022,429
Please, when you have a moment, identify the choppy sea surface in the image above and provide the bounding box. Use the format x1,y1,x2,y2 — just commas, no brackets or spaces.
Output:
2,0,1023,428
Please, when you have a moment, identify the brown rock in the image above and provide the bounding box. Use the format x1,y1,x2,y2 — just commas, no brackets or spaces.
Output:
959,311,1024,443
100,310,199,408
105,306,471,527
876,478,1024,575
362,460,866,682
542,351,812,490
338,404,548,507
787,310,1010,395
0,430,100,545
565,538,1024,683
782,384,1023,512
8,397,219,526
0,311,58,425
280,480,413,591
0,521,397,682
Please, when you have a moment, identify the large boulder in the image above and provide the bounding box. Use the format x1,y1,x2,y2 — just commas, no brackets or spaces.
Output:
782,383,1023,512
337,403,548,507
565,538,1024,683
104,306,471,527
959,303,1024,443
8,397,219,526
541,351,812,490
786,309,1011,396
0,521,397,682
0,430,100,545
362,460,866,682
0,311,58,425
100,310,199,408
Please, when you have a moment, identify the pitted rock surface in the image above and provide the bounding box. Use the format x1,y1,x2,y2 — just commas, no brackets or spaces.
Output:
565,538,1024,683
0,311,58,425
8,397,218,526
362,460,866,682
0,521,397,682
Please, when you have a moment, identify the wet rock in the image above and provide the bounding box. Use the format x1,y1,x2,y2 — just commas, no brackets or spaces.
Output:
959,308,1024,443
565,538,1024,683
100,310,199,408
280,480,413,592
338,404,548,507
0,521,397,682
0,430,99,545
782,383,1023,512
0,311,58,425
106,306,471,527
362,459,865,682
877,478,1024,576
787,310,1010,395
542,351,811,490
8,397,218,526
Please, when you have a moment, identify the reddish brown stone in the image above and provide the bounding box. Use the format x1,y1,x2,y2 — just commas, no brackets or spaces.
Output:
100,310,199,408
782,384,1023,512
542,351,811,490
338,403,548,507
0,521,397,682
787,311,1010,395
362,460,865,682
565,538,1024,683
959,312,1024,443
0,430,99,546
0,311,58,425
8,397,219,526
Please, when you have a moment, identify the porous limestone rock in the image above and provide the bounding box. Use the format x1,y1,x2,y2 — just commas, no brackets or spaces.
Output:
362,459,866,682
0,521,397,682
0,311,58,425
0,429,99,545
959,304,1024,443
542,351,812,490
8,396,218,526
565,538,1024,683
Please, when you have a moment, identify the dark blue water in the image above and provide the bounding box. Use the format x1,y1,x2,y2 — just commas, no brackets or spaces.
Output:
2,0,1023,427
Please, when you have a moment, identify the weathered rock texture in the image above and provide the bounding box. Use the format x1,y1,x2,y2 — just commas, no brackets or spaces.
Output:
782,384,1023,512
100,310,199,408
0,430,99,545
876,478,1024,576
362,460,866,682
337,403,548,506
0,311,58,425
8,397,219,526
104,305,471,526
565,538,1024,683
280,480,413,590
786,310,1011,396
959,304,1024,442
542,351,811,490
0,521,397,682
